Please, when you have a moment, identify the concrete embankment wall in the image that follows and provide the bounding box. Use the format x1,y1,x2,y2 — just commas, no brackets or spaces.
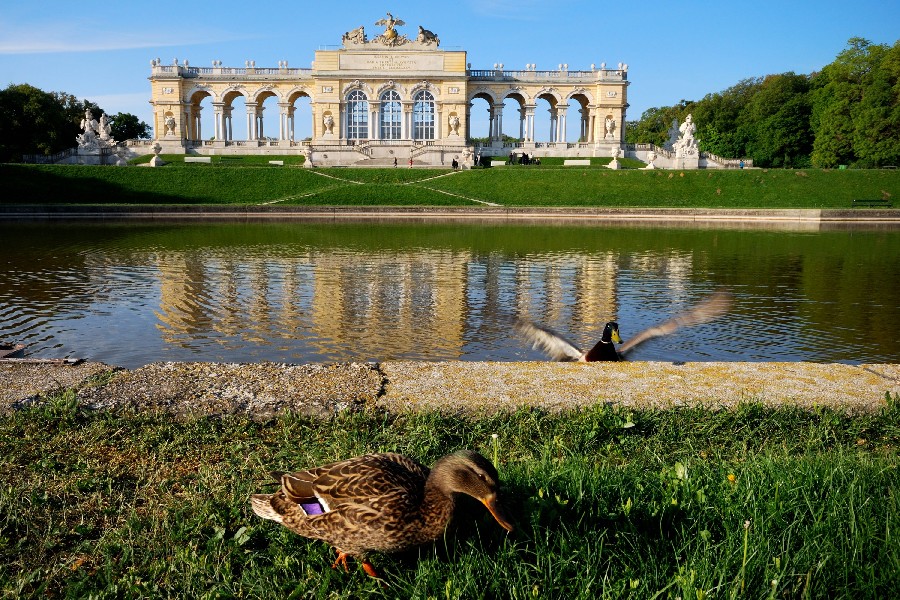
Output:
1,205,899,225
3,361,898,418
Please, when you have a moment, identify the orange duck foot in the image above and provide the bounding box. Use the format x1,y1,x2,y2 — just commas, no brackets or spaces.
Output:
331,551,351,572
331,551,381,579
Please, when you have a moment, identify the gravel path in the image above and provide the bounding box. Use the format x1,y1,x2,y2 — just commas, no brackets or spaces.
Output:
3,360,898,417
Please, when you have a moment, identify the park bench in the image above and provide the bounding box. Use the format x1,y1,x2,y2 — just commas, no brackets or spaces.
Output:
268,160,284,166
489,160,506,167
184,156,211,164
852,199,893,208
563,159,591,166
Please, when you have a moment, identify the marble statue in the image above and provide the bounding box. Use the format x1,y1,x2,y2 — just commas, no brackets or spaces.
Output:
448,114,460,135
604,116,616,139
665,118,680,150
416,25,440,46
374,12,408,46
164,115,177,136
343,25,366,45
77,109,100,149
98,113,112,141
673,114,699,157
323,114,335,134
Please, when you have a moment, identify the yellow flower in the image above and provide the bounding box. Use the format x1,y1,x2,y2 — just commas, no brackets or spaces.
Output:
727,473,737,484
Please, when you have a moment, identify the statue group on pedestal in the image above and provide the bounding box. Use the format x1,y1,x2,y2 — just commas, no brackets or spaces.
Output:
77,109,115,151
667,114,699,158
342,13,439,48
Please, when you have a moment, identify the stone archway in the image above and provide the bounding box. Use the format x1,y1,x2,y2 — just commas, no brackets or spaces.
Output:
187,89,213,141
566,91,593,143
285,88,313,142
468,91,495,142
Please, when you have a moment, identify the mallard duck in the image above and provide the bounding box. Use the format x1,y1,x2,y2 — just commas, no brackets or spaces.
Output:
516,290,732,362
250,450,514,578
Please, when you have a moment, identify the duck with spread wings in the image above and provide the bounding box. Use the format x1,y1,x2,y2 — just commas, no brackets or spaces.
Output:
516,290,732,362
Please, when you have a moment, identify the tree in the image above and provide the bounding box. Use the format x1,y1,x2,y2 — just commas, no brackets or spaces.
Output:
811,38,900,167
109,112,151,141
0,84,73,162
624,103,690,146
743,73,812,167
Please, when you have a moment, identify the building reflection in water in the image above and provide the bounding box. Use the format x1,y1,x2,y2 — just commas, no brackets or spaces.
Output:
146,246,690,361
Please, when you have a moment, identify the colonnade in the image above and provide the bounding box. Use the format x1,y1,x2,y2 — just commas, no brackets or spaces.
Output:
469,101,602,144
196,101,305,142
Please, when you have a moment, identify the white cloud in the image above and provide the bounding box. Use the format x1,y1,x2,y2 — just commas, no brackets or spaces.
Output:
0,21,251,54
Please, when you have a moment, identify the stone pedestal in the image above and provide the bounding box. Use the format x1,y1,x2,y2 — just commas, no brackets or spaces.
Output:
607,158,621,170
677,155,700,170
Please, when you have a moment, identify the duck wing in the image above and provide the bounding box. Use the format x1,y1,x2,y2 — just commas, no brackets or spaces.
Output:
618,290,733,357
280,453,429,512
515,318,584,361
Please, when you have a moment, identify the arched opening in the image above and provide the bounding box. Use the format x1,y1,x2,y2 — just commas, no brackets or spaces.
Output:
221,90,247,142
188,90,213,142
253,92,279,141
379,90,402,140
288,91,312,142
468,93,493,144
567,94,591,143
413,90,435,140
534,93,559,143
346,90,369,140
501,93,526,142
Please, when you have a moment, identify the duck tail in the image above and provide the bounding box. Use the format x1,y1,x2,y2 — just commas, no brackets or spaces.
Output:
250,494,283,523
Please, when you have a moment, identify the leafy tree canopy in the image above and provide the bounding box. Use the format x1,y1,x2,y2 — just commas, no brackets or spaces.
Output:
0,84,150,163
627,38,900,168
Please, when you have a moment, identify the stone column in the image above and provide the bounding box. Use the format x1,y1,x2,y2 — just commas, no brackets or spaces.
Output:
519,106,526,142
557,106,568,144
487,106,495,141
588,107,596,143
213,103,224,141
491,103,505,142
277,103,289,141
549,107,558,143
245,107,254,141
257,106,265,140
402,102,412,140
524,105,536,142
435,102,443,141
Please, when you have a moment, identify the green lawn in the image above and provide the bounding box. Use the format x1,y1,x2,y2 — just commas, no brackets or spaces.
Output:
1,394,898,598
1,163,898,208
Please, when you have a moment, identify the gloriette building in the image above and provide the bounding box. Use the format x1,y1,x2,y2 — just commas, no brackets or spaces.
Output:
148,12,630,167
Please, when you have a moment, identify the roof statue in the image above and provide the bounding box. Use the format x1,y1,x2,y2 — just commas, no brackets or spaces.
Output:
341,13,439,48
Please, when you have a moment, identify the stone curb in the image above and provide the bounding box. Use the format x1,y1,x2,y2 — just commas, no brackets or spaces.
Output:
0,205,899,224
2,361,898,418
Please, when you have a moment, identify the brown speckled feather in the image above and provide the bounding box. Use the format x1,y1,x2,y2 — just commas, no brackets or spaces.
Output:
251,451,514,576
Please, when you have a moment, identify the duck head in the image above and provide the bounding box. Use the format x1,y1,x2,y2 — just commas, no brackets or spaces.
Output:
602,322,622,344
431,450,514,532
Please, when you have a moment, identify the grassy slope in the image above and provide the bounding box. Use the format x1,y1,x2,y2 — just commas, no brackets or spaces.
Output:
1,395,898,598
2,164,898,208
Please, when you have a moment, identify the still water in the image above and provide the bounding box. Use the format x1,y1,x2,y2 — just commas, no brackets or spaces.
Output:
1,220,898,368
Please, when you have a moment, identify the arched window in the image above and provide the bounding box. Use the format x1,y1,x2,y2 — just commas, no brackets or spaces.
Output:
346,90,368,139
413,90,435,140
380,90,402,140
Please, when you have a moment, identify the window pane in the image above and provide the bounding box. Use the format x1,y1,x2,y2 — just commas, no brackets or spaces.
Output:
347,90,368,139
413,91,435,140
380,90,402,140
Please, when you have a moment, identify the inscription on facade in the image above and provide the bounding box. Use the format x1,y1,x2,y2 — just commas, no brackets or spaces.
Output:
339,53,443,72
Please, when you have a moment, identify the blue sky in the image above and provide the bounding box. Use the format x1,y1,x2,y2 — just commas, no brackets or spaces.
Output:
1,0,898,140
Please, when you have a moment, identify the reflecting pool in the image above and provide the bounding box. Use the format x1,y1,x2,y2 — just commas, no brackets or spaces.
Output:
1,220,898,367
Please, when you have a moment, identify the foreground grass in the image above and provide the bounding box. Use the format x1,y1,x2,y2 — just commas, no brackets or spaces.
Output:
2,163,897,208
1,394,898,598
